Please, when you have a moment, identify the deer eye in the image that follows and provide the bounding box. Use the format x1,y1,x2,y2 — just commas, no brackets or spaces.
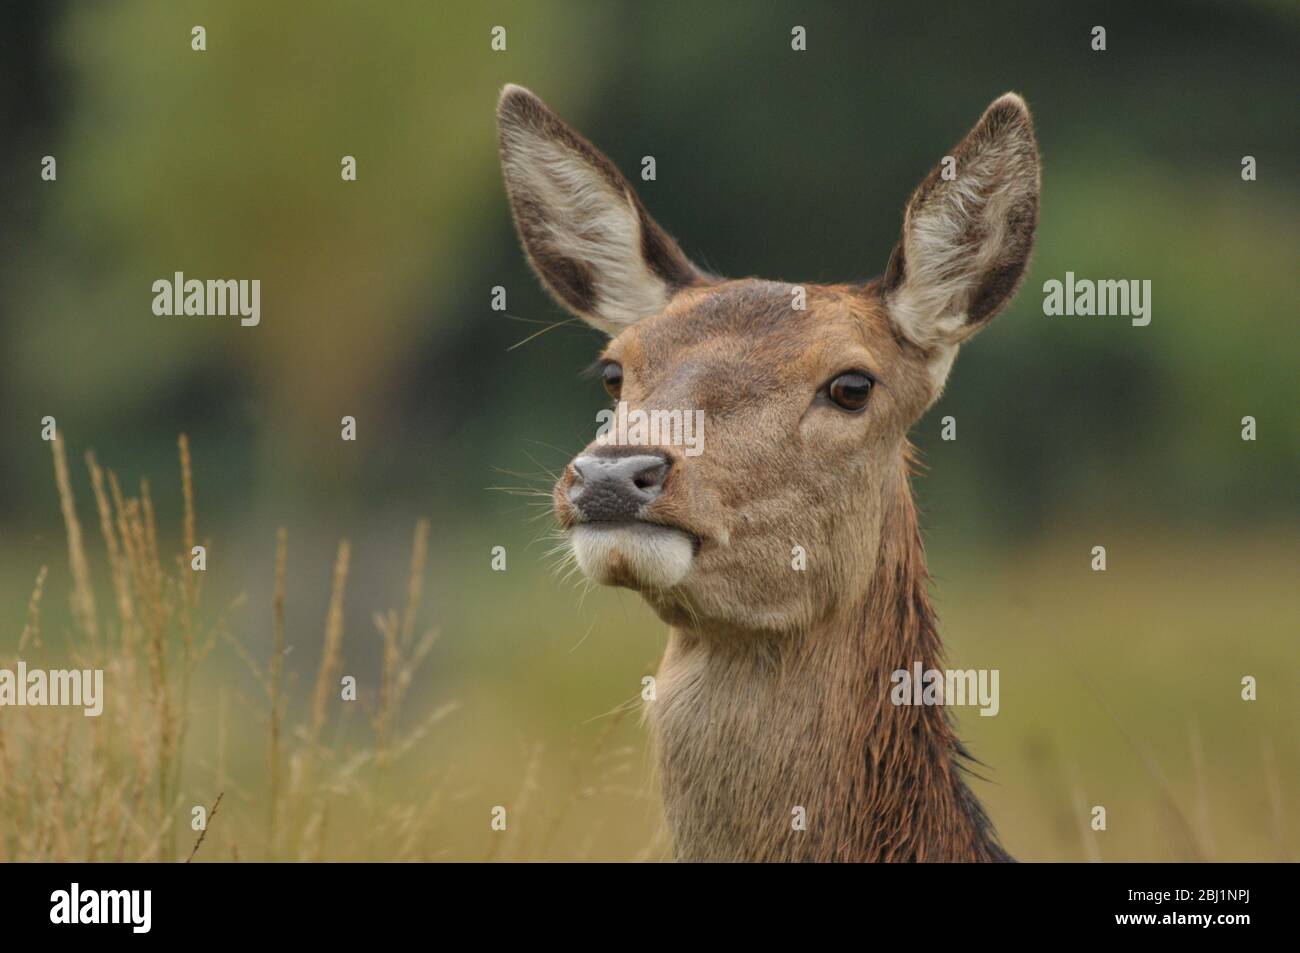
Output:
602,362,623,399
827,371,874,412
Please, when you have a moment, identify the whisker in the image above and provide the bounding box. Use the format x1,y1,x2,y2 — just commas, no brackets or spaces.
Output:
520,438,584,460
519,449,563,483
488,464,559,483
579,694,643,726
500,312,564,326
568,618,598,653
507,316,582,351
484,485,554,499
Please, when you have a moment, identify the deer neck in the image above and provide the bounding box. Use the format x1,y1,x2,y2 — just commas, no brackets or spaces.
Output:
651,457,1009,862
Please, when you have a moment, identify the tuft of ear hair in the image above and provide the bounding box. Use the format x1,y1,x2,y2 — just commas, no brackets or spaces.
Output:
496,84,704,335
882,93,1041,353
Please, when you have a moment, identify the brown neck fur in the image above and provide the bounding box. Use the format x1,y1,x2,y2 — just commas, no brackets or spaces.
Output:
651,448,1010,862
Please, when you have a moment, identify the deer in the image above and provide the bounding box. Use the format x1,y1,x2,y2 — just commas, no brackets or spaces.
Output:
497,84,1040,862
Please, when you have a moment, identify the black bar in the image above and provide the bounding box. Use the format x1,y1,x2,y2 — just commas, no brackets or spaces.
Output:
0,861,1277,940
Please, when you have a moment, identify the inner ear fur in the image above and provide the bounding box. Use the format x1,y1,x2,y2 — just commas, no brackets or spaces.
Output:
497,84,704,334
883,93,1040,350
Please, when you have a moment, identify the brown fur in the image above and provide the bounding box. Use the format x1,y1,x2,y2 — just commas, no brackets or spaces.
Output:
653,441,1009,861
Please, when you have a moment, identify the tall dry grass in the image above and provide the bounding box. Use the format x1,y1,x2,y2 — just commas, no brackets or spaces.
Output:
0,435,455,861
10,438,1282,862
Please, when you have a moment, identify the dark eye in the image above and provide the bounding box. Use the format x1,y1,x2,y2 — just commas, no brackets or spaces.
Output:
827,371,874,412
602,362,623,400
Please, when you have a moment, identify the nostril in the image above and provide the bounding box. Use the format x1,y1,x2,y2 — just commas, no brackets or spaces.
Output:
633,463,669,491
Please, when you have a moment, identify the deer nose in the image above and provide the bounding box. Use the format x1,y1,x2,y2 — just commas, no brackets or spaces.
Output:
568,451,672,522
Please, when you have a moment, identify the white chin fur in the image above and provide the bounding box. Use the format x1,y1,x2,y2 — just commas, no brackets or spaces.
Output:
571,523,694,590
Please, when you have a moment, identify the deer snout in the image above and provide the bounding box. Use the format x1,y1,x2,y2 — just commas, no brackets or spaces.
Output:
567,450,672,522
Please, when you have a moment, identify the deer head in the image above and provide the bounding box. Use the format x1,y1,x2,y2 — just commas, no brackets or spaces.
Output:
498,84,1039,637
499,85,1039,861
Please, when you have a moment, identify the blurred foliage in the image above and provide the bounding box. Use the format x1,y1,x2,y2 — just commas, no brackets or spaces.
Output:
0,0,1295,533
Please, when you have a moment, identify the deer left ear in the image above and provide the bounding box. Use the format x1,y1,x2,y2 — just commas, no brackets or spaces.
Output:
497,84,704,335
882,93,1040,355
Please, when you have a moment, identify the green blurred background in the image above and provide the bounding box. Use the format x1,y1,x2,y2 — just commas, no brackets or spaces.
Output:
0,0,1296,859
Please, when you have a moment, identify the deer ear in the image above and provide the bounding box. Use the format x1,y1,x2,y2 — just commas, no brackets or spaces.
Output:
882,93,1040,354
497,85,703,335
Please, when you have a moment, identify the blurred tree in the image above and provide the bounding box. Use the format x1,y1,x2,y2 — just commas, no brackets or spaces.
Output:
1,0,1296,533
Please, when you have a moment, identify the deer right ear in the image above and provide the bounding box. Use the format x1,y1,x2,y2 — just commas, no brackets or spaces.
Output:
497,85,704,335
882,93,1041,355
